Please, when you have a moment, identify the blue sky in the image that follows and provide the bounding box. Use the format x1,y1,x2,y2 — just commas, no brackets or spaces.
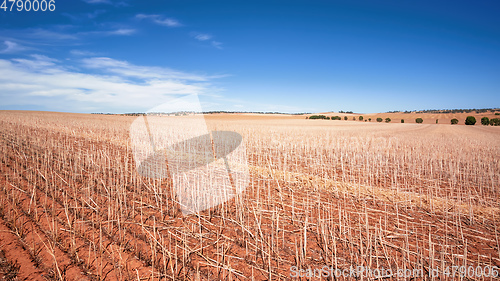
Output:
0,0,499,113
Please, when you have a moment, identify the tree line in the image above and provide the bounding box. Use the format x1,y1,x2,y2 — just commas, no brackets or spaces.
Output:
307,115,500,126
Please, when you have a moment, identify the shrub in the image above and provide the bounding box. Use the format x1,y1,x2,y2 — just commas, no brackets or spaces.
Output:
416,118,423,124
359,116,363,121
451,118,458,125
344,116,347,120
465,116,476,125
490,118,500,126
481,117,489,125
331,116,341,120
368,118,371,122
496,113,500,115
385,118,391,123
376,118,383,122
401,119,404,123
436,119,438,124
308,115,328,120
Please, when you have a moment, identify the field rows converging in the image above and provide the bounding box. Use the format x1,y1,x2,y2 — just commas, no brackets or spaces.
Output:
0,111,499,280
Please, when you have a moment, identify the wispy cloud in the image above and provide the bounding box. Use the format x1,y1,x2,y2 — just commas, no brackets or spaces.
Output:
192,32,212,41
211,41,223,50
62,10,107,22
0,41,29,54
0,55,218,112
190,32,223,49
87,9,107,18
101,28,136,36
1,26,136,48
80,57,216,81
29,28,79,41
135,14,182,27
70,50,99,56
11,54,61,71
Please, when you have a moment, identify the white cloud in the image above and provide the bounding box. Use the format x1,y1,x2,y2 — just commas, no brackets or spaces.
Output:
12,54,61,71
1,26,135,48
29,28,79,41
193,33,212,41
135,14,181,27
63,10,106,21
0,41,28,54
80,57,217,81
211,41,223,50
0,55,216,112
106,28,136,35
190,32,223,49
70,50,99,56
78,28,137,37
86,9,106,18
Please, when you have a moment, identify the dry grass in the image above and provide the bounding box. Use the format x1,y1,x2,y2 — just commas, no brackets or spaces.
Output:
0,110,499,280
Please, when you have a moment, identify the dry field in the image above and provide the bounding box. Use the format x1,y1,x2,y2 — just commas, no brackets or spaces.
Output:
0,110,499,280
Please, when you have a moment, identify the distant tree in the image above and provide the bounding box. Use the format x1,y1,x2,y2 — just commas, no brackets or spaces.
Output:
401,119,404,123
490,118,500,126
416,118,423,124
326,117,330,120
344,116,348,120
496,113,500,115
451,118,459,125
309,115,328,120
481,117,489,125
465,116,476,125
359,116,363,121
376,117,383,122
385,118,391,123
368,118,372,122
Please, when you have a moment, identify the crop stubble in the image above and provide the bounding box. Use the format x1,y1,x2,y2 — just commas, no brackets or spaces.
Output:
0,111,499,280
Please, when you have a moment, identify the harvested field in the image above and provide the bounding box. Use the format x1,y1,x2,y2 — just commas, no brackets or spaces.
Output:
0,110,499,280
